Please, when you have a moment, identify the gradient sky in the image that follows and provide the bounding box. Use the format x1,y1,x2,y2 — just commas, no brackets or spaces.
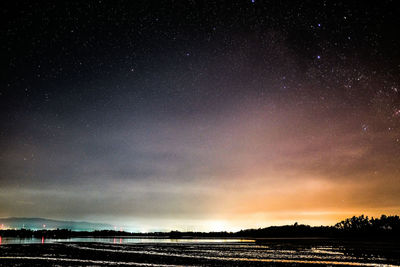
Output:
1,1,400,232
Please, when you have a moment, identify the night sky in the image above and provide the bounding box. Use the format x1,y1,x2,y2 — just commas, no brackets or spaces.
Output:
1,1,400,231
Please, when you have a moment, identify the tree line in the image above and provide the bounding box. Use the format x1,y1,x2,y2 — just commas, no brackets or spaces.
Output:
1,215,399,240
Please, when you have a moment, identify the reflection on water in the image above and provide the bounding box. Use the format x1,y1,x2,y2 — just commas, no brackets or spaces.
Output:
0,237,399,266
0,236,251,245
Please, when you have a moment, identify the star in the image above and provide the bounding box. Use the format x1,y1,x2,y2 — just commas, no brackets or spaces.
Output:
362,124,368,131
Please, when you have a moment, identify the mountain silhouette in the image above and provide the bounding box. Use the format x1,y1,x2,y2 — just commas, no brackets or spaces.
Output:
0,217,112,231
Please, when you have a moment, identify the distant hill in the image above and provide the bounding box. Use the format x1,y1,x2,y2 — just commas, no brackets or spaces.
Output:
0,217,113,231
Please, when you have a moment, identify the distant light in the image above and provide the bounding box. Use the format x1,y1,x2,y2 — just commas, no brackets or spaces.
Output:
362,124,368,131
318,23,321,27
251,0,255,3
43,224,46,228
317,55,321,59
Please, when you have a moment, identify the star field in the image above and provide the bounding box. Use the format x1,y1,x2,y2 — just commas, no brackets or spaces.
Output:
0,0,399,231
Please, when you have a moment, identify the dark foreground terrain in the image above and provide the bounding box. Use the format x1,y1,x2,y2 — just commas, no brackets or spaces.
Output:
1,238,400,266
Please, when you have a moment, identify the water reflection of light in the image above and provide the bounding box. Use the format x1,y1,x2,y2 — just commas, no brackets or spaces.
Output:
119,238,122,244
0,236,2,245
41,237,44,244
113,238,116,244
61,243,396,267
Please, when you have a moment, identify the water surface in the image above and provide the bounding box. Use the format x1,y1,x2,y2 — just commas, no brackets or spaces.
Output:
0,237,399,266
0,236,250,245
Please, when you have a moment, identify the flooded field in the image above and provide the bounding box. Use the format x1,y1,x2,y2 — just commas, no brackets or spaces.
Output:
0,238,399,266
